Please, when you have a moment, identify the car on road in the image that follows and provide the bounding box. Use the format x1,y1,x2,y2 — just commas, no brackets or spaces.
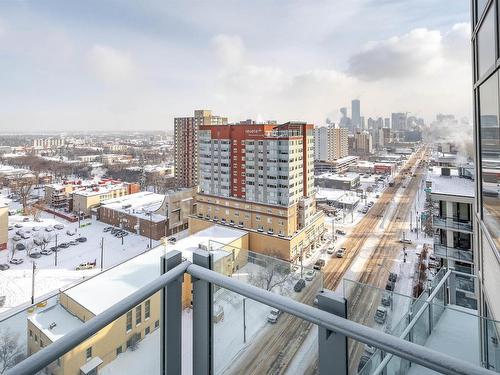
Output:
294,279,306,292
381,292,392,307
335,229,346,235
267,308,282,323
388,272,397,283
41,249,53,256
29,252,42,259
374,306,387,324
10,258,23,265
12,235,21,241
399,238,412,245
0,264,10,271
45,227,54,232
76,262,96,270
313,259,325,271
15,243,26,251
358,355,372,373
304,270,315,281
76,237,87,243
335,248,346,258
385,280,395,291
59,243,70,248
326,245,335,255
53,224,64,230
168,237,177,244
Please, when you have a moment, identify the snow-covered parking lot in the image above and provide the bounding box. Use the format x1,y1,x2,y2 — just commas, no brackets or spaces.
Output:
0,196,165,313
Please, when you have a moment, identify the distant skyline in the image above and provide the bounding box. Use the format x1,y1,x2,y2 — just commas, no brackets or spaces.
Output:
0,0,471,131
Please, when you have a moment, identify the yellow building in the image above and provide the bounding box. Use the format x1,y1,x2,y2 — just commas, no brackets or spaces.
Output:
0,199,8,251
27,225,248,375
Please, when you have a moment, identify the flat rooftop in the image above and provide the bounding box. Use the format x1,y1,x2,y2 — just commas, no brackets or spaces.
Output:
428,167,474,198
100,191,167,222
316,188,360,203
63,225,246,315
316,172,359,181
28,304,84,342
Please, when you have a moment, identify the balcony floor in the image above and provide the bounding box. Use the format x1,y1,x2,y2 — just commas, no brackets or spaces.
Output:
408,305,479,375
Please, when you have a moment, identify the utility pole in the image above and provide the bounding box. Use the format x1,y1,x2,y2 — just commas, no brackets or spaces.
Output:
31,261,36,304
100,237,104,272
54,234,58,266
242,298,247,343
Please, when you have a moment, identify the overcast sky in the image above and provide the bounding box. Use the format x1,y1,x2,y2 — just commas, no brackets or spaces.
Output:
0,0,471,132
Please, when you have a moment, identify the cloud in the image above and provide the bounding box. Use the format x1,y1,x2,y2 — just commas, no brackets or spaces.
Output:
87,45,136,83
212,34,245,68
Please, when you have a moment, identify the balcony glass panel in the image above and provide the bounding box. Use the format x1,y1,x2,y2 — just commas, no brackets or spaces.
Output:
433,242,474,262
432,215,472,232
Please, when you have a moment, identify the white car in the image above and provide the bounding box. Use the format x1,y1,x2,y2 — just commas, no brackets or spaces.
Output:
41,249,53,256
12,235,21,241
45,227,54,232
267,308,282,323
326,245,335,255
304,270,315,281
399,238,412,245
9,258,23,265
76,262,96,270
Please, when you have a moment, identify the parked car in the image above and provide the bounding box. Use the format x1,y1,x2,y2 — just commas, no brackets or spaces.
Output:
32,226,41,231
23,217,30,222
168,237,177,244
41,249,53,256
313,259,325,271
50,246,60,252
399,238,412,245
14,223,23,228
103,226,113,232
336,248,346,258
368,201,374,207
54,224,64,230
76,237,87,243
0,264,10,271
294,279,306,293
374,306,388,324
358,355,372,373
58,243,70,248
335,229,346,235
45,227,54,232
381,292,392,307
385,280,395,291
305,270,315,281
326,245,335,255
33,239,43,246
12,235,21,241
76,261,96,270
15,243,26,251
20,232,31,239
66,230,75,236
388,272,397,283
361,207,369,214
267,308,282,323
29,252,42,259
10,258,24,265
69,240,78,246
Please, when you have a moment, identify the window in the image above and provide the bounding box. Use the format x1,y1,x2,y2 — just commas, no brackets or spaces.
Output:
145,326,151,335
35,334,38,342
477,4,496,78
86,347,92,360
155,320,159,328
116,346,123,356
145,300,151,320
126,310,132,331
136,305,142,325
29,329,32,338
40,340,44,348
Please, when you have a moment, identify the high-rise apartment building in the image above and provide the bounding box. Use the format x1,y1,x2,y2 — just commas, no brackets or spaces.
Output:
384,117,391,128
351,99,361,130
313,125,348,161
32,137,64,149
471,0,500,369
351,131,373,155
174,110,227,188
391,112,407,141
192,120,325,261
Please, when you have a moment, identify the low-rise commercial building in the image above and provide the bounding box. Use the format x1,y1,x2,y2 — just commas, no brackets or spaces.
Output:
315,172,360,190
314,155,359,175
98,189,196,240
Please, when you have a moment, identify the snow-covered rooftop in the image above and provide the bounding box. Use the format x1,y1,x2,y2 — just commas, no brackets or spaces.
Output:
428,167,474,198
316,172,359,181
316,188,360,203
63,225,246,315
28,304,84,342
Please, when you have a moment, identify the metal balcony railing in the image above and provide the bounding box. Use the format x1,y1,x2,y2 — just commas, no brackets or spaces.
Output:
434,242,474,263
433,215,473,232
7,251,495,375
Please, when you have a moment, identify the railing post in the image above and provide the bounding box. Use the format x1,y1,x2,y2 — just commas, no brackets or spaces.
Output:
448,270,456,305
192,250,213,375
161,251,183,375
317,290,347,375
428,286,434,335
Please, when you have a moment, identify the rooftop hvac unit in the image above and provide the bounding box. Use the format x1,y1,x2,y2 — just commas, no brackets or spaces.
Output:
198,243,208,251
49,322,57,330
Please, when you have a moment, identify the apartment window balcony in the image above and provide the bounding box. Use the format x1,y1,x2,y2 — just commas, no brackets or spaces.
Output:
433,215,472,233
433,241,474,263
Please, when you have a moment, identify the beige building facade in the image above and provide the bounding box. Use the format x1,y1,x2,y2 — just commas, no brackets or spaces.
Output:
0,199,7,251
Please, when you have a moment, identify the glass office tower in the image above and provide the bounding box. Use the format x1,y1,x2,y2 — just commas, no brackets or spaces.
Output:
472,0,500,370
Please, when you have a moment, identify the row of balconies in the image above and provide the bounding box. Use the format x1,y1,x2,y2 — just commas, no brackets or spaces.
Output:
433,215,472,233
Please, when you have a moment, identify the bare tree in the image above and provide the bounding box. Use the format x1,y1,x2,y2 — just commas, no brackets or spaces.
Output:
0,328,25,374
11,174,35,214
248,253,293,293
26,202,45,222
